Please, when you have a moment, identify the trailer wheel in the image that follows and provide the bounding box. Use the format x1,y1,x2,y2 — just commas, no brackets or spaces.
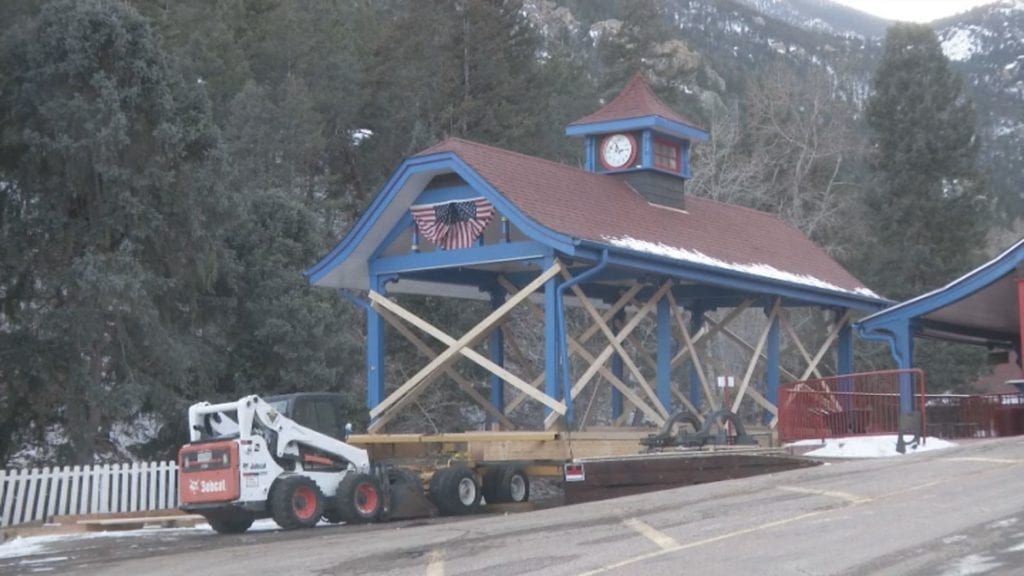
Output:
428,466,480,516
207,515,254,534
483,465,530,504
335,472,383,524
322,509,344,524
270,476,324,529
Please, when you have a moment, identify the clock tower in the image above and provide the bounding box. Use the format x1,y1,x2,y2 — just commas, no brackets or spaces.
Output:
567,73,709,210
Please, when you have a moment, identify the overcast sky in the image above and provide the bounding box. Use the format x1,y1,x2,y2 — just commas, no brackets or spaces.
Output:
831,0,997,22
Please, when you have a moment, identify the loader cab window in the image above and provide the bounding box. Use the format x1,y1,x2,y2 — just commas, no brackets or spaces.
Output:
292,397,344,439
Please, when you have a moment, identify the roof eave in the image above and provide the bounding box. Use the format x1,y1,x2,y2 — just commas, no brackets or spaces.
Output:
566,116,710,142
856,238,1024,332
578,239,889,311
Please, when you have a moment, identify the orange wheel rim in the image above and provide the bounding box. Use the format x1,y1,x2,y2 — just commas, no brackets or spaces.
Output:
355,482,379,515
293,486,317,520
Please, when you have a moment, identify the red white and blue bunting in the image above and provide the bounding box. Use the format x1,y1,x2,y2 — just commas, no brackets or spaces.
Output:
410,197,494,250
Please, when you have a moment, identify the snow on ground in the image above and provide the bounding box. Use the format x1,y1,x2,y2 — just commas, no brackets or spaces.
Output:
0,518,285,561
789,435,957,458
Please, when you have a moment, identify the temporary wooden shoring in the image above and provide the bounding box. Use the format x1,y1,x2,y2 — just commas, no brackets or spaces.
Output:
376,308,515,429
565,275,670,420
707,319,799,382
548,281,675,429
730,298,781,414
780,312,825,380
667,291,717,413
497,276,643,415
797,310,852,381
366,261,565,431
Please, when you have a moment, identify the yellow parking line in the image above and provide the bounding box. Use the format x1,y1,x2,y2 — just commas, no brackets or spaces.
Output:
778,485,872,504
426,549,445,576
622,518,678,550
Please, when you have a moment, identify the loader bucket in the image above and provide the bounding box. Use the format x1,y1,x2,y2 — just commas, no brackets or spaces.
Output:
384,467,437,520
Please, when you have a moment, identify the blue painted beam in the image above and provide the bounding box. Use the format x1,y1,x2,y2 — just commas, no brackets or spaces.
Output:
370,241,549,276
657,295,673,410
544,255,561,419
367,274,386,412
836,315,853,413
488,289,506,424
764,310,780,425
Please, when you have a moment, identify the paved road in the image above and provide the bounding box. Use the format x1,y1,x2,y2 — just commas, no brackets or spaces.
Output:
5,437,1024,576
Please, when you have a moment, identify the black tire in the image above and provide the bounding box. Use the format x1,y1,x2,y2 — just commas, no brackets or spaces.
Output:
270,476,324,530
207,515,254,534
428,466,480,516
483,465,530,504
386,466,422,489
335,472,383,524
322,508,344,524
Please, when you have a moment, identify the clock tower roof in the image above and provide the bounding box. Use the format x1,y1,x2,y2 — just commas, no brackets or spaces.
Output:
568,73,706,135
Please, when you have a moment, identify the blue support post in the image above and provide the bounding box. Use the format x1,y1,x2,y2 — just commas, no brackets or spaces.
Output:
657,295,673,411
764,310,780,425
367,275,386,411
837,316,853,411
488,289,506,424
611,311,624,419
544,256,561,418
893,323,915,414
688,304,706,410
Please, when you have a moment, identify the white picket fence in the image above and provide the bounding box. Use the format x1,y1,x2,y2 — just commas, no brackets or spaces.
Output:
0,461,179,527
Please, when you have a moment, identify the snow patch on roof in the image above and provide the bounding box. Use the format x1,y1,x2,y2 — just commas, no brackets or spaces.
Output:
603,235,880,298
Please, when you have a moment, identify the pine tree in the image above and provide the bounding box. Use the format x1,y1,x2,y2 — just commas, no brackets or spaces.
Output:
863,23,987,301
860,24,989,393
0,0,226,463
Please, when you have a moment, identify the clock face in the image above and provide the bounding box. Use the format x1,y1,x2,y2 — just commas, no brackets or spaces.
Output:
600,133,637,170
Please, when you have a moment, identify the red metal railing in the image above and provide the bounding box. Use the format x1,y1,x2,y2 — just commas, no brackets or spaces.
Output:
924,393,1024,439
778,369,926,443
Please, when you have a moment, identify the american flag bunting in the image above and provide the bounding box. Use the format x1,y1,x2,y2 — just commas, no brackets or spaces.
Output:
409,197,495,250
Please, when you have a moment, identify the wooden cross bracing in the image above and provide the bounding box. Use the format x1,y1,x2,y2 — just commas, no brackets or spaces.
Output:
366,260,565,432
363,252,854,432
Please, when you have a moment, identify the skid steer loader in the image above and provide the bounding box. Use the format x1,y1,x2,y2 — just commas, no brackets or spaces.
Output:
178,394,441,533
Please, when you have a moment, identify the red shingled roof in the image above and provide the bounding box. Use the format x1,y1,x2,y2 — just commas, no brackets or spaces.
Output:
418,137,874,295
569,73,705,132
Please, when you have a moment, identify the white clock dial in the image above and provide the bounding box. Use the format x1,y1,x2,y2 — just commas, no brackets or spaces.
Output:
600,133,635,169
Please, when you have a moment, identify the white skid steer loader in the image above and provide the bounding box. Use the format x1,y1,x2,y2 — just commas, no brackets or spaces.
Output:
178,394,440,533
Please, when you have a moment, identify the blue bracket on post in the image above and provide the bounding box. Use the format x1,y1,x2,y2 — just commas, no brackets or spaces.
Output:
488,288,506,424
656,294,673,411
856,320,915,414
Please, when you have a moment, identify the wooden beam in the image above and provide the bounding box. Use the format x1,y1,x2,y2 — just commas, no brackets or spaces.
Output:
367,261,564,423
780,311,824,380
669,300,754,368
730,298,781,414
667,291,717,412
707,319,799,382
798,310,852,381
567,277,670,420
377,309,515,429
557,282,674,426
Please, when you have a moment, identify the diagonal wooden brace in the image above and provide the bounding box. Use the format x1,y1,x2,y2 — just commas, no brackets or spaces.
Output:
377,308,515,429
667,291,717,412
367,261,565,425
730,298,781,414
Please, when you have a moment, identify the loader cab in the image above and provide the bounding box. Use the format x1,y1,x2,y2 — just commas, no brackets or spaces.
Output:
264,393,349,440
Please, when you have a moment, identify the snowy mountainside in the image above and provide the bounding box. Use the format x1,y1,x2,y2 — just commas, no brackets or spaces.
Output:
737,0,892,38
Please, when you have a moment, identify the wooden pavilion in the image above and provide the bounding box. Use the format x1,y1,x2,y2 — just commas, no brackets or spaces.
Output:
306,74,889,433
